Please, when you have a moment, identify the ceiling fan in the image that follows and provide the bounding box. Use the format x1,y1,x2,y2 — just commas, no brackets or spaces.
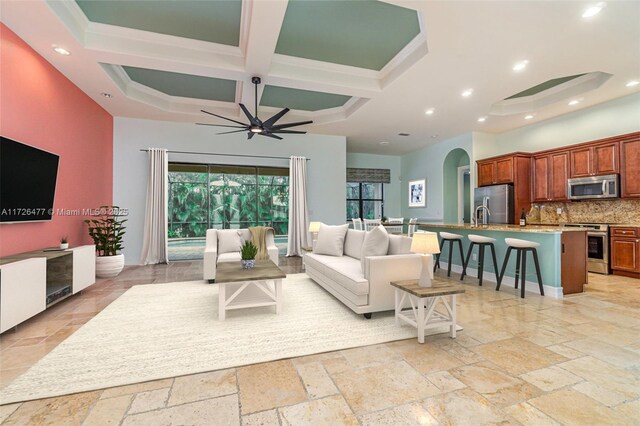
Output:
197,77,313,140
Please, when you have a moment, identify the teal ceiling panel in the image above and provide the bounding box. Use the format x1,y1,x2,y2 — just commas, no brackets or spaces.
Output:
76,0,242,46
275,0,420,71
122,66,237,102
506,74,587,100
260,85,351,111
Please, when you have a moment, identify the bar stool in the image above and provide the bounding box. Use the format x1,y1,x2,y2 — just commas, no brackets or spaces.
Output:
433,232,465,277
497,238,544,298
460,235,500,286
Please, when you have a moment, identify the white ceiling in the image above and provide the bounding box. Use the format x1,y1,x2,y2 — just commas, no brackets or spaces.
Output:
2,0,639,155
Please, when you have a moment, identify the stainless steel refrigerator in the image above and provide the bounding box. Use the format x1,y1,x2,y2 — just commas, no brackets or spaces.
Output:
473,184,514,225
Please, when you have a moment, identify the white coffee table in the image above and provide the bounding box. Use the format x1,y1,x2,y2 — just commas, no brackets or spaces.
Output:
215,260,286,320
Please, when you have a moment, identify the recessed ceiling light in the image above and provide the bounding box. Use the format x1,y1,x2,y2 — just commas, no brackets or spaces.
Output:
379,141,389,146
425,108,435,115
524,114,534,120
626,80,639,87
477,117,487,123
568,99,580,106
512,60,529,72
582,2,605,18
461,89,473,98
52,46,70,56
101,92,113,98
431,134,438,139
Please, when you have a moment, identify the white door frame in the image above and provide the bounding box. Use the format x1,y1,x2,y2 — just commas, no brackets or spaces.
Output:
457,166,470,223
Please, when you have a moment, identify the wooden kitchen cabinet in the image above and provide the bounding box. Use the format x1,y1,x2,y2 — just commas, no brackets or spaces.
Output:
478,161,496,187
621,137,640,198
477,154,526,186
532,151,569,202
610,226,640,278
569,142,619,178
495,157,514,183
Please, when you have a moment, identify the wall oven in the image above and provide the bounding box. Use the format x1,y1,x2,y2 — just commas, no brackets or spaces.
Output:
567,174,619,200
561,223,610,274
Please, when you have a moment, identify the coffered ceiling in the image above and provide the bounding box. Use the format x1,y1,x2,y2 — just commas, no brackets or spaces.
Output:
2,0,639,154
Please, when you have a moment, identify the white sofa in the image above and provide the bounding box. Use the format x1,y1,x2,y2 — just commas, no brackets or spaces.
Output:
305,229,428,318
203,228,279,282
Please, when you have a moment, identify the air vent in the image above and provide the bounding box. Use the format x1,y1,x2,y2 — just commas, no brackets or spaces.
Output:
398,133,410,137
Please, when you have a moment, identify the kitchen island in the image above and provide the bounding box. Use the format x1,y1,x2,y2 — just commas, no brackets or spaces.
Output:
417,224,588,297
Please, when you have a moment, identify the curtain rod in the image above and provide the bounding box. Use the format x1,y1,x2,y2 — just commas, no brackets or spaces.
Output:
139,149,310,161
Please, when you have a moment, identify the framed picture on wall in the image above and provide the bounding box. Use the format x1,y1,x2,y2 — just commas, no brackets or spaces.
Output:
408,179,426,208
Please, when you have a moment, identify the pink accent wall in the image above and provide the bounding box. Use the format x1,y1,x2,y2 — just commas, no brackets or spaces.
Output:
0,24,113,256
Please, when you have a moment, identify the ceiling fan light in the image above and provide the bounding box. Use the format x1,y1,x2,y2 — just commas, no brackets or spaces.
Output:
250,127,263,133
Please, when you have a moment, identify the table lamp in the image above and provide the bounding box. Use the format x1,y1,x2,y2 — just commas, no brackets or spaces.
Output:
308,221,322,242
410,232,441,287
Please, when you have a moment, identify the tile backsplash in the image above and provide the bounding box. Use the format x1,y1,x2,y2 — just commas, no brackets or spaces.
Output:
527,199,640,225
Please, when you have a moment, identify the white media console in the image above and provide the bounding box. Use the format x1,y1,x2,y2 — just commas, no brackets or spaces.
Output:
0,245,95,333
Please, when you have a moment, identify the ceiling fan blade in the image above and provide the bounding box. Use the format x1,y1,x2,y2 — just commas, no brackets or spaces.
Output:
271,120,313,130
247,132,255,140
270,129,306,134
258,132,283,140
216,129,249,135
201,109,248,126
196,123,248,129
239,103,260,126
263,108,290,128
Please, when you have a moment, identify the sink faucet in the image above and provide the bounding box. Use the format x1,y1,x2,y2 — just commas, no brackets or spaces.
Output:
473,205,491,226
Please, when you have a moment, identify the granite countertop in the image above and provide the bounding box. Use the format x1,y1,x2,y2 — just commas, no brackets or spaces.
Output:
608,223,640,228
416,223,588,234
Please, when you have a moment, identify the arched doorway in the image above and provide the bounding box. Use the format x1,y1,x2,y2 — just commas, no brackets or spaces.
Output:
443,148,471,223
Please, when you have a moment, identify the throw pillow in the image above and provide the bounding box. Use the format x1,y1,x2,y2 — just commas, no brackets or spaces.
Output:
217,229,243,254
361,225,390,272
314,224,349,256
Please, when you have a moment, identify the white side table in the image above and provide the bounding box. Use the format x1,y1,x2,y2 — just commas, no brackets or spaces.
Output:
390,278,465,343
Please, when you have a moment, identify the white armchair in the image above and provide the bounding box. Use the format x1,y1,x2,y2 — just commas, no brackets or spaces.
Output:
203,228,279,282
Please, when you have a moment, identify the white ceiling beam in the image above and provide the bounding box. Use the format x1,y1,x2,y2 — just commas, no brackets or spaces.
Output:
239,0,289,110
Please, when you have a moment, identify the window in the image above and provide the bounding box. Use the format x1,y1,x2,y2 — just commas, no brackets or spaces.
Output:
168,163,289,238
346,182,384,220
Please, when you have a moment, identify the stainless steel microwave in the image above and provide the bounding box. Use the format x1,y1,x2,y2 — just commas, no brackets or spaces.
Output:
567,174,619,200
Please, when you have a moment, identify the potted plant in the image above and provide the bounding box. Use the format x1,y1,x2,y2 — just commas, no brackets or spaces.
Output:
60,236,69,250
240,240,258,269
84,205,127,278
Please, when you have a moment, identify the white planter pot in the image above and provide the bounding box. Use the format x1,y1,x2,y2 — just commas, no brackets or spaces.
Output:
96,254,125,278
60,243,69,250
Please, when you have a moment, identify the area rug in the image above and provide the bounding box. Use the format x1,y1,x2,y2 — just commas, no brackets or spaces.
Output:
0,274,458,404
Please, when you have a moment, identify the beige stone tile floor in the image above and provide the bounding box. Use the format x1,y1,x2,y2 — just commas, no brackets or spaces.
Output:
1,258,640,425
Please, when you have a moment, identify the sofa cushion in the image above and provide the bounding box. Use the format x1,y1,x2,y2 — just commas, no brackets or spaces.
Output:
217,252,241,263
388,234,413,255
361,225,389,271
314,224,349,256
217,230,244,254
344,229,365,260
305,253,368,296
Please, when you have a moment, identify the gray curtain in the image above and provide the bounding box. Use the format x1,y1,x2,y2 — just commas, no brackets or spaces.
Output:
287,156,309,256
140,148,169,265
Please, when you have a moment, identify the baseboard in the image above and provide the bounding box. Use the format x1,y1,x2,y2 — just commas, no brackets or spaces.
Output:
437,262,563,299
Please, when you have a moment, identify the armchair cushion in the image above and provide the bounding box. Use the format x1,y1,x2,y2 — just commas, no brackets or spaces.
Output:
217,230,243,254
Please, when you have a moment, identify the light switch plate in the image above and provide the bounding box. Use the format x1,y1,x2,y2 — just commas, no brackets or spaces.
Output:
556,208,562,214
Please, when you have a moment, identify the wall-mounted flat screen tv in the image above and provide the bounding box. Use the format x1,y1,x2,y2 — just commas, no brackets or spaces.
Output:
0,136,60,223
